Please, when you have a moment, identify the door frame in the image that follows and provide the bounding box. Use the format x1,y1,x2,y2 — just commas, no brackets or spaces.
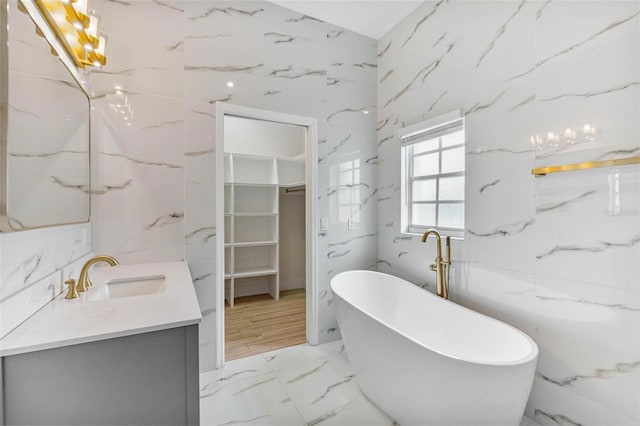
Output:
215,102,319,368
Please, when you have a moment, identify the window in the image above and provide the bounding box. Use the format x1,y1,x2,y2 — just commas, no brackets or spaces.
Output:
400,111,465,237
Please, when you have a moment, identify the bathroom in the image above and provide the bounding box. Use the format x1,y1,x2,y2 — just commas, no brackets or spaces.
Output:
0,0,639,425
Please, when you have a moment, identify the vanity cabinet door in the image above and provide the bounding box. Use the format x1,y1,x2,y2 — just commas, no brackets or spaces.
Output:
1,325,199,426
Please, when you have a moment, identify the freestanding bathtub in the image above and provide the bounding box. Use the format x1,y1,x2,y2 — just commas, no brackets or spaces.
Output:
331,270,538,426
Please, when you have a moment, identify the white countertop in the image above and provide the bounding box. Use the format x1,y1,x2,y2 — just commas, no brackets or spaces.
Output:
0,261,202,357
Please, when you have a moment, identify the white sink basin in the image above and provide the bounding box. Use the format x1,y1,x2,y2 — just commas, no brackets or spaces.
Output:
90,275,166,301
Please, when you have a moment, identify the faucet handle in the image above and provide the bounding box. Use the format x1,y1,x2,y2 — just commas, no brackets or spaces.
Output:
429,263,437,271
64,279,79,299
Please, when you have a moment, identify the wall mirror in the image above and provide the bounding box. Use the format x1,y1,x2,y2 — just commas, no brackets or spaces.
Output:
0,0,90,231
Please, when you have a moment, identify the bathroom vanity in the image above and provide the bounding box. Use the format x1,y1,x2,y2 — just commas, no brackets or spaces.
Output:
0,261,202,426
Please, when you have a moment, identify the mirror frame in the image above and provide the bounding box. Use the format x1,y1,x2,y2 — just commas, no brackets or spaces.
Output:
0,0,92,232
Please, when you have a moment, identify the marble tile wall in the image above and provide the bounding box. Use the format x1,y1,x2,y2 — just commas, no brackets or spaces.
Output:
0,0,92,338
88,0,377,372
377,1,640,424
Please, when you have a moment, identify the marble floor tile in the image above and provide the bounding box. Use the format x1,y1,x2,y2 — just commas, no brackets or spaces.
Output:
200,341,542,426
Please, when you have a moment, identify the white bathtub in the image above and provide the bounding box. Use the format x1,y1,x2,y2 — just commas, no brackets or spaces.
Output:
331,270,538,426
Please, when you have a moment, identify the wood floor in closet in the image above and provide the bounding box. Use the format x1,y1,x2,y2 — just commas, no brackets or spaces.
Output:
225,288,306,361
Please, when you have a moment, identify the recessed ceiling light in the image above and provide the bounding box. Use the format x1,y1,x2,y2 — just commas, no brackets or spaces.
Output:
227,81,234,88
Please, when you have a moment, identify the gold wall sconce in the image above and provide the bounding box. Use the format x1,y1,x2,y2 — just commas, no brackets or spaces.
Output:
24,0,107,69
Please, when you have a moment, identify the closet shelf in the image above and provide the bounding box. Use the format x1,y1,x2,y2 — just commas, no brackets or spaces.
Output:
232,241,277,247
226,212,277,217
230,268,278,279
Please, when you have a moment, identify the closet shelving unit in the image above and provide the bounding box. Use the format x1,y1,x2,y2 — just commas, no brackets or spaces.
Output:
224,153,305,307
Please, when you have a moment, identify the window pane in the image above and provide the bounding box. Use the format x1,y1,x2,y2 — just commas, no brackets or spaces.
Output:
339,206,350,222
351,188,360,203
441,147,464,173
338,189,350,204
412,179,436,201
438,203,464,229
442,129,464,148
413,137,439,154
412,204,436,227
413,152,439,177
340,171,353,185
439,176,464,200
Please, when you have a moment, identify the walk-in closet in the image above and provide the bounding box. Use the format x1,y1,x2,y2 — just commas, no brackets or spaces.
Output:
222,115,307,361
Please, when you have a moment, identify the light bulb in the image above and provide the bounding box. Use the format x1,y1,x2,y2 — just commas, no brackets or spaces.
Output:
73,21,83,30
226,81,234,88
84,43,93,51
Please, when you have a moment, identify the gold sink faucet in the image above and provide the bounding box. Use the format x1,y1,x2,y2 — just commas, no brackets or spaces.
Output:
76,255,119,293
421,229,451,299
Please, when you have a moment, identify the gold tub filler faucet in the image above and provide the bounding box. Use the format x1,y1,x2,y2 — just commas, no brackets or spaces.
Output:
421,229,451,299
64,255,119,299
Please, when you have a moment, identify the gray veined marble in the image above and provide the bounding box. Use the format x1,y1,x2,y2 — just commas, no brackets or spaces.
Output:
377,40,392,58
287,360,329,384
536,234,640,259
467,147,533,156
9,149,87,158
311,374,356,404
326,107,372,122
539,81,640,102
368,259,391,269
144,212,184,230
268,66,326,79
152,0,183,13
185,34,232,40
475,0,526,68
318,134,351,163
327,30,344,39
285,14,323,23
535,0,553,20
427,90,447,112
185,226,216,243
189,6,264,21
596,147,640,160
464,89,507,115
327,233,377,249
392,236,412,243
506,10,640,83
479,179,500,193
208,95,232,104
327,250,351,259
51,176,89,193
327,78,350,86
91,180,134,195
192,273,212,283
508,94,535,112
8,104,40,119
364,155,379,165
98,152,182,169
165,41,183,52
536,295,640,312
534,410,581,426
185,64,264,74
264,90,281,96
402,0,447,47
536,190,596,213
377,135,393,147
468,218,535,237
264,32,308,44
384,41,455,108
379,69,393,83
104,0,132,6
142,119,184,130
377,117,390,131
432,31,447,48
353,62,377,69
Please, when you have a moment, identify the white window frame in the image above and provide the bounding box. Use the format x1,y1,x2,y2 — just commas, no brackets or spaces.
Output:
399,111,465,238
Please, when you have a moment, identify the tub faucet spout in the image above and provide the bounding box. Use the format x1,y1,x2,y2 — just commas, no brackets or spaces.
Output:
421,229,451,299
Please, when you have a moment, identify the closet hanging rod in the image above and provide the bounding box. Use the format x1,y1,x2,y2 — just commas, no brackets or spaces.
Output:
285,186,305,193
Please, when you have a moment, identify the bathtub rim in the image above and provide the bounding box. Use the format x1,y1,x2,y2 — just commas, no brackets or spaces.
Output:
331,269,539,367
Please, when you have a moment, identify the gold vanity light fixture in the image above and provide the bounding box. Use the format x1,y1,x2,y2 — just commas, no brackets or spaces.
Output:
31,0,107,69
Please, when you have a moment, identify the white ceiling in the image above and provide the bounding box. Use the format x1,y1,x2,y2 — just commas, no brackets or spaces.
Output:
269,1,424,40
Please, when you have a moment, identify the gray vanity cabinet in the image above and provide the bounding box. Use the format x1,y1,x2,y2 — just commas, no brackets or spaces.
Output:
0,325,199,426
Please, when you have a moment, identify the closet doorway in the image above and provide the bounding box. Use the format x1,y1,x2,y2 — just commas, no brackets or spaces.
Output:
215,103,318,367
